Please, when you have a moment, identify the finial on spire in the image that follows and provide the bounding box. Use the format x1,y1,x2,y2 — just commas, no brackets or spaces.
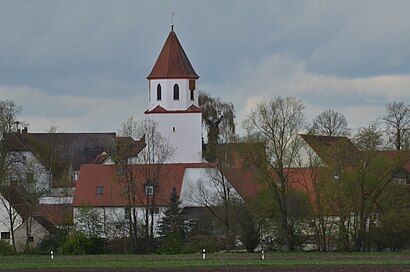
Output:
171,12,175,31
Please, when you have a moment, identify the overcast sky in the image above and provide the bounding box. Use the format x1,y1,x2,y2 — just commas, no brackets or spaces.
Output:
1,1,409,135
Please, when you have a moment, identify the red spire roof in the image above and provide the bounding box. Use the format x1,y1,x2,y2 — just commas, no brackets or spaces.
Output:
147,30,199,80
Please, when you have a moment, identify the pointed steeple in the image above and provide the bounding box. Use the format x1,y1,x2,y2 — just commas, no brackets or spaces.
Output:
147,30,199,80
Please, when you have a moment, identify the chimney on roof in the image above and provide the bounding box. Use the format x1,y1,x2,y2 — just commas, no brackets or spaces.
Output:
22,127,28,134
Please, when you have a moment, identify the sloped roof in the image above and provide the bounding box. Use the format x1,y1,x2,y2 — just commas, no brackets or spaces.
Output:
147,30,199,80
7,132,116,172
0,186,36,220
300,134,360,167
73,163,209,207
92,153,110,164
35,204,73,226
145,104,201,114
32,216,59,234
0,186,72,226
223,167,263,202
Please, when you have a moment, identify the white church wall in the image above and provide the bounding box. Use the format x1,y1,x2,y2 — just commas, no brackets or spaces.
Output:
148,112,202,163
149,79,198,111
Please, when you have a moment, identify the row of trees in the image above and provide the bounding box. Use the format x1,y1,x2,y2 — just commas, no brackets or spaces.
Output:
1,96,409,254
198,93,410,252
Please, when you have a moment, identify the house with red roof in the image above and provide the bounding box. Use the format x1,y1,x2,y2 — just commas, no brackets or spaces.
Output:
71,27,254,238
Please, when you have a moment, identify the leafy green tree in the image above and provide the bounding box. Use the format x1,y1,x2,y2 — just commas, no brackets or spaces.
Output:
235,205,260,252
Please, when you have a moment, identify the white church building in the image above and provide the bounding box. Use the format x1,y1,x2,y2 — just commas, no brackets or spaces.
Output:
72,28,248,238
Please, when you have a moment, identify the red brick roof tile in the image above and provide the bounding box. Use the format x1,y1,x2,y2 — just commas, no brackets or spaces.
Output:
147,31,199,80
73,163,209,207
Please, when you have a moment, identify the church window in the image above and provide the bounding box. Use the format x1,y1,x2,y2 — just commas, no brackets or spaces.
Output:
173,84,179,100
190,90,195,101
156,84,162,100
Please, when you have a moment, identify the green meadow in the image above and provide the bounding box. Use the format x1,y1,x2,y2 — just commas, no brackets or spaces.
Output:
1,252,410,270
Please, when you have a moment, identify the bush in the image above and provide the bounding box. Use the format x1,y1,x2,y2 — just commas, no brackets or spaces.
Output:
157,234,185,254
183,235,224,253
0,240,13,255
60,233,107,255
38,234,62,255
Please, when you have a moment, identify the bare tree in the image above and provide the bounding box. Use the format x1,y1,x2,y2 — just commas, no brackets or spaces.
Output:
242,96,305,251
0,100,23,252
312,109,349,137
383,101,410,150
115,117,174,253
187,144,242,252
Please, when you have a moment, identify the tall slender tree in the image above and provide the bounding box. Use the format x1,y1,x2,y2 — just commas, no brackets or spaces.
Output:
0,99,23,253
242,96,305,251
115,117,174,253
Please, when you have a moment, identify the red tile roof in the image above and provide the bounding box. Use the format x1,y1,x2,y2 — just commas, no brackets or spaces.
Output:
147,31,199,80
35,204,73,226
223,167,263,201
73,163,209,207
145,105,201,114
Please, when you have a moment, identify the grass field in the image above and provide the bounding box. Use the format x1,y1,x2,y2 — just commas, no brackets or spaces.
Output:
1,252,410,270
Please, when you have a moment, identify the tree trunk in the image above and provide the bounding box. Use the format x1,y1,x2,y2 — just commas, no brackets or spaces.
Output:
131,207,138,253
280,193,290,251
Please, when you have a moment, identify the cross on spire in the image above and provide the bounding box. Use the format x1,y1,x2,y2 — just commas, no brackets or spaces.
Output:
171,12,175,31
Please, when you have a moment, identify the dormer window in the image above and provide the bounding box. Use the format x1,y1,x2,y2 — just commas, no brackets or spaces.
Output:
96,186,104,195
173,84,179,100
157,84,162,100
145,184,154,196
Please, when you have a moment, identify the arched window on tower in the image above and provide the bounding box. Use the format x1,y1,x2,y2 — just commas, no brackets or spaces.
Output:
173,84,179,100
156,84,162,100
190,90,195,101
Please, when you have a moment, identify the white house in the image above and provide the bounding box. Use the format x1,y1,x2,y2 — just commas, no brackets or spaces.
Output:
0,186,58,252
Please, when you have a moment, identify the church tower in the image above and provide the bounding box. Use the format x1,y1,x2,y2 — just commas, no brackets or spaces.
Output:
145,28,202,163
